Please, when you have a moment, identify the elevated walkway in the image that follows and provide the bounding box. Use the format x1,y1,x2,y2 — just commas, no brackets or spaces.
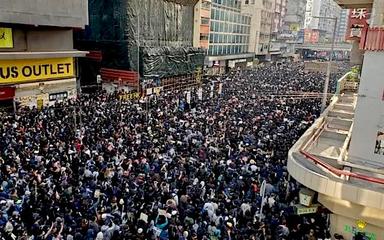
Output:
288,73,384,237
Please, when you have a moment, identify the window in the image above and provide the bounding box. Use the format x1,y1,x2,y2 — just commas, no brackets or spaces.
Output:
219,22,223,32
201,17,210,25
202,1,211,9
213,45,218,55
224,23,228,32
200,34,209,41
214,33,219,43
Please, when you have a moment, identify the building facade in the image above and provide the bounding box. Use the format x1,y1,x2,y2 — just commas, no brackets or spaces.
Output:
283,0,307,36
279,0,307,55
336,9,350,42
305,0,342,42
204,0,254,75
77,0,205,92
272,0,287,38
242,0,276,58
0,0,88,109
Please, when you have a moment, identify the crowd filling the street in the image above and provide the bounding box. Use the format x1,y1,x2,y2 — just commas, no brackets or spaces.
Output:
0,63,348,240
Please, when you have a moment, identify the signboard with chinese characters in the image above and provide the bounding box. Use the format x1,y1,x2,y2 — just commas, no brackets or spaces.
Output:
0,28,13,48
295,204,320,215
49,92,68,102
346,8,370,40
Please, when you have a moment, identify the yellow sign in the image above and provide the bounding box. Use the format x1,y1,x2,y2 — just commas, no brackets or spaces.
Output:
37,97,44,110
0,57,74,84
119,92,140,101
195,67,202,84
153,87,162,95
290,24,300,32
0,28,13,48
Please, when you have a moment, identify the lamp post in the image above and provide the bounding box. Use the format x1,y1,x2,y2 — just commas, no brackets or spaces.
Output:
311,16,338,112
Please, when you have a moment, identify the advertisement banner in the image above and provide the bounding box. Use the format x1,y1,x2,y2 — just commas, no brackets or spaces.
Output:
0,28,13,48
0,58,74,84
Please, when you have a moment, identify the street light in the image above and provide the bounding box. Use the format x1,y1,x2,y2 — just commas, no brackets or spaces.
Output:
311,16,338,112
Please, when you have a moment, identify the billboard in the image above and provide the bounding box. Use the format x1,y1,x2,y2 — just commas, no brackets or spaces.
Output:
304,29,319,44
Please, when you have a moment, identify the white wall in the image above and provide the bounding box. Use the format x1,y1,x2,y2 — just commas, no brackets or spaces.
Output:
193,1,202,48
0,0,88,28
348,52,384,164
15,78,77,108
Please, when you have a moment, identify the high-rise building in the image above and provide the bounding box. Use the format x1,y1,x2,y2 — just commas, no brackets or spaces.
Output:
336,9,350,42
282,0,307,39
195,0,254,75
242,0,275,58
305,0,342,42
77,0,205,92
0,0,88,109
279,0,307,55
289,0,384,239
272,0,287,38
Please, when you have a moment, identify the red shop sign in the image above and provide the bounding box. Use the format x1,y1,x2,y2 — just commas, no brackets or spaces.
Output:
0,87,15,100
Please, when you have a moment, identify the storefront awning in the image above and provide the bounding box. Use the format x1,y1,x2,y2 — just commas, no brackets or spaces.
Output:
0,50,88,60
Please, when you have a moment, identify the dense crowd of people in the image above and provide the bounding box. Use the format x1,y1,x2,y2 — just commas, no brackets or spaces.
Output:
0,63,346,240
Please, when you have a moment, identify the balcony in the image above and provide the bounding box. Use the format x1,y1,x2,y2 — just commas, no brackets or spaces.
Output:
334,0,373,8
287,72,384,228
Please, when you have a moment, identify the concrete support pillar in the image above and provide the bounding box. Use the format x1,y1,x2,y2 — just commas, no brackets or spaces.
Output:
350,40,364,66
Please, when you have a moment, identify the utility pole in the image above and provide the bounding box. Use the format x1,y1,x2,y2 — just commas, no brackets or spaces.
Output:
73,106,77,130
310,16,338,113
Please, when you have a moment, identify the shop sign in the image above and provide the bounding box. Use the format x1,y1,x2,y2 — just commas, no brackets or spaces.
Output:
0,87,15,100
347,8,370,40
344,225,376,240
0,28,13,48
49,92,68,101
295,204,319,215
0,58,74,84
